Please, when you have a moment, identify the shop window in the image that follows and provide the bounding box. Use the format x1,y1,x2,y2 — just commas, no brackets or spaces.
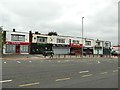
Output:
57,38,65,43
20,45,28,53
11,34,25,42
51,38,53,41
85,41,91,45
96,42,100,46
105,43,108,47
37,37,47,42
73,40,79,44
6,45,15,53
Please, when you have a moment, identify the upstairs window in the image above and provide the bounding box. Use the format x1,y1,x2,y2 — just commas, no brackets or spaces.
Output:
37,37,47,42
57,38,65,43
11,34,25,42
96,42,100,45
85,41,91,45
105,43,108,46
73,40,79,44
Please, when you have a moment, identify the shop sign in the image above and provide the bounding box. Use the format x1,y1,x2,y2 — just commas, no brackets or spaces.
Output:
5,41,31,45
70,43,82,47
113,46,120,47
53,44,68,47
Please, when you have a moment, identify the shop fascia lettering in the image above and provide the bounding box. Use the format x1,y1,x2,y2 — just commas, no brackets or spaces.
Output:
5,41,31,45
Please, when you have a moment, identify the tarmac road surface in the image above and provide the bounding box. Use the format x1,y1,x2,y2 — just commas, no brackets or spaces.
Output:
2,58,118,88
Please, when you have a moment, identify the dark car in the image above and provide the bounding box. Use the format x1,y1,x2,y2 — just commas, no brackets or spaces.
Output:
111,51,117,56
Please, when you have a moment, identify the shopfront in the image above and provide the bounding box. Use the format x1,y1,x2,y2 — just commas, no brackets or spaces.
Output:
4,41,31,54
70,43,82,55
103,47,111,55
83,47,93,55
94,47,103,55
30,43,53,54
53,44,70,55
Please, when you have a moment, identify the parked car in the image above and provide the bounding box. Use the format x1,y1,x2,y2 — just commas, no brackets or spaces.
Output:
111,51,118,56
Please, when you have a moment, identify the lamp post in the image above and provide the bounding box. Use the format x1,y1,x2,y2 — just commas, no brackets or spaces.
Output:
82,17,84,57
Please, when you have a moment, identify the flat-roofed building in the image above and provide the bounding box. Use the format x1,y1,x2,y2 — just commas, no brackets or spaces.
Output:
3,29,31,54
93,39,103,55
84,38,95,55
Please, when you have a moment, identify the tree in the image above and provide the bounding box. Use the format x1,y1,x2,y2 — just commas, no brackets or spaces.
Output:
0,27,3,54
0,26,6,54
48,32,58,36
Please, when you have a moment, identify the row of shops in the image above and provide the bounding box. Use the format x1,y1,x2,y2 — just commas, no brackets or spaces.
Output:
3,41,106,55
2,29,111,55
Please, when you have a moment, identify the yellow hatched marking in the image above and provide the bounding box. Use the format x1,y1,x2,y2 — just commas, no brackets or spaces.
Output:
56,78,70,81
100,72,108,74
113,70,118,72
81,74,93,77
19,82,40,87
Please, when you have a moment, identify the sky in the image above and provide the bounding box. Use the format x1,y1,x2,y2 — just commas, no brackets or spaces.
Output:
0,0,119,45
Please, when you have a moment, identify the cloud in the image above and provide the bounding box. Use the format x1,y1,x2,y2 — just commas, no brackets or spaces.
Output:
0,0,119,45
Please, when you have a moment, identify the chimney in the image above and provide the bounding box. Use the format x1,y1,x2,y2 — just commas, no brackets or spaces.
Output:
13,29,15,32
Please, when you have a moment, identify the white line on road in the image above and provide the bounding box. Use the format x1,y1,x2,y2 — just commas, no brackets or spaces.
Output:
0,80,12,83
3,62,7,64
17,61,21,63
97,61,100,63
58,61,61,63
79,71,89,73
29,61,32,63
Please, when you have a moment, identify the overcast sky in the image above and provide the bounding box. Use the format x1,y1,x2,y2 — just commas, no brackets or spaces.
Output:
0,0,119,45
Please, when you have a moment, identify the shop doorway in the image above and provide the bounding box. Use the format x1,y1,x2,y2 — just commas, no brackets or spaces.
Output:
16,45,20,53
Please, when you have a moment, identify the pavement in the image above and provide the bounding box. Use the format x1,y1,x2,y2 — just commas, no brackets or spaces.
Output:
0,54,118,60
1,58,118,88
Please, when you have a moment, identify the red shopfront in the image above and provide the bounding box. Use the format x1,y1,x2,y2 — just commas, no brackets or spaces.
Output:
4,41,31,54
70,43,82,54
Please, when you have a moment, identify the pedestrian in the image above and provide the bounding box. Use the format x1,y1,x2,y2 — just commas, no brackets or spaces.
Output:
50,53,53,58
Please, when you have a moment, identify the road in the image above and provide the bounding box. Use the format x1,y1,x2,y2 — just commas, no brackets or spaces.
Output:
2,58,118,88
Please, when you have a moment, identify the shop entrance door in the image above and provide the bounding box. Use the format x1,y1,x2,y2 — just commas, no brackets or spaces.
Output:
16,45,20,53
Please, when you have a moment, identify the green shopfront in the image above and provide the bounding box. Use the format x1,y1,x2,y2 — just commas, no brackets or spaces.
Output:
30,43,53,54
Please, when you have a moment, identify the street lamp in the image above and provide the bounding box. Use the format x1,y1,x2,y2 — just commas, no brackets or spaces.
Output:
82,17,84,57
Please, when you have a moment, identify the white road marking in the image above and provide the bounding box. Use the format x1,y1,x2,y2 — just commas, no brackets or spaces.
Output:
79,71,89,73
4,62,6,64
98,61,100,63
29,61,32,63
17,61,21,63
0,80,12,83
58,61,61,63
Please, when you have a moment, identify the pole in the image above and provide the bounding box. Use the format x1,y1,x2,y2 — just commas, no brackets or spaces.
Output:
82,17,84,57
